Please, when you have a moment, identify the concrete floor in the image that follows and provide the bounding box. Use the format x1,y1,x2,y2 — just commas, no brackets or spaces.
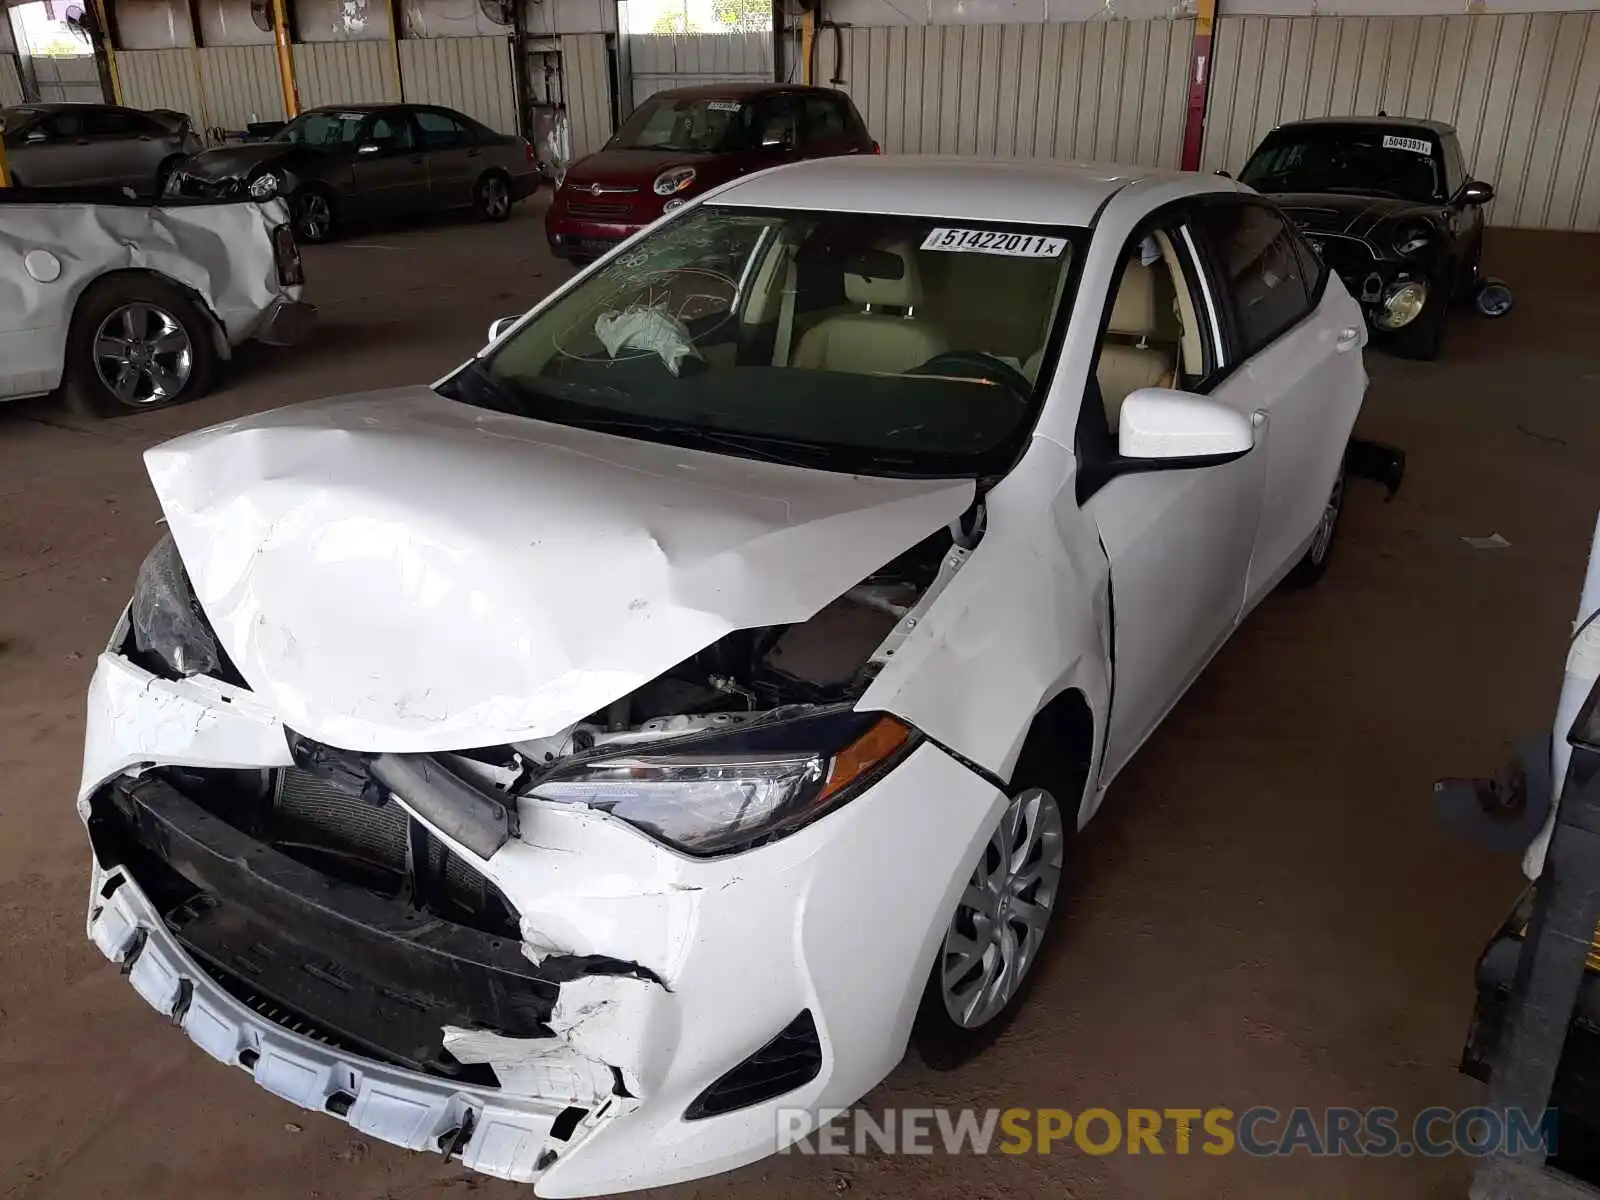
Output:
2,199,1598,1200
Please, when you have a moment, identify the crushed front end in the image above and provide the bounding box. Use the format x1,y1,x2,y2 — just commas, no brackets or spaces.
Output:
79,496,1005,1194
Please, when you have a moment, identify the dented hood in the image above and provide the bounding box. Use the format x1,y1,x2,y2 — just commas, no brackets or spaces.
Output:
144,387,974,753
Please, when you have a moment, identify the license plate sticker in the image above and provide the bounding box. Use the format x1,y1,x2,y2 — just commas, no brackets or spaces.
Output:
1382,134,1433,156
706,100,743,112
920,228,1069,257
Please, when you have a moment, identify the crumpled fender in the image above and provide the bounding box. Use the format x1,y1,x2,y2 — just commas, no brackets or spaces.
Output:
861,433,1112,797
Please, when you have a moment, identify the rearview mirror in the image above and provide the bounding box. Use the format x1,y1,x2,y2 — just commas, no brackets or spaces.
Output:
486,315,518,343
1461,180,1495,206
1118,388,1255,462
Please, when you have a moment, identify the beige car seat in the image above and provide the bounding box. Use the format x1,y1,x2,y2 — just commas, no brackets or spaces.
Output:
1096,260,1178,429
790,243,949,374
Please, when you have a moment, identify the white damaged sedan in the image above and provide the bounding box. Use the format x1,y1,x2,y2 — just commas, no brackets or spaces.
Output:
79,157,1366,1194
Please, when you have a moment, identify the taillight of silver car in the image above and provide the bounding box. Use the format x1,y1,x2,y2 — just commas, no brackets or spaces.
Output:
270,222,304,288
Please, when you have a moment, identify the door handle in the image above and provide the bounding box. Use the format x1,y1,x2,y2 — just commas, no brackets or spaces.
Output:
1335,326,1361,353
410,155,424,164
467,148,481,158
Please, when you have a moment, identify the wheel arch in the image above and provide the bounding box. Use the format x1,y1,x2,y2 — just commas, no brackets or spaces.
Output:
1012,686,1097,829
68,268,231,364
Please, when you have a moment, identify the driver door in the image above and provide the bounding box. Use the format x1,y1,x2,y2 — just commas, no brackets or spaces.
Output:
351,110,429,218
1082,214,1269,784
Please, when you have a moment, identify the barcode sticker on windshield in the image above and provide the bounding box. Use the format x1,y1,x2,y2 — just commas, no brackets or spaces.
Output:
921,228,1068,257
1382,134,1433,156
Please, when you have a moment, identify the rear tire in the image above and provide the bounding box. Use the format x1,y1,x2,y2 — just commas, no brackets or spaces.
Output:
1281,472,1345,590
474,172,513,223
62,275,217,418
911,737,1081,1071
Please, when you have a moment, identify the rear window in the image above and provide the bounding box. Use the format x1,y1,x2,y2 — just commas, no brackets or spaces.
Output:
610,96,753,154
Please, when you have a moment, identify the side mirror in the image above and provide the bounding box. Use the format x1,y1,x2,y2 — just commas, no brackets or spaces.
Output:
356,142,381,155
1461,180,1495,206
486,315,519,343
1118,388,1255,463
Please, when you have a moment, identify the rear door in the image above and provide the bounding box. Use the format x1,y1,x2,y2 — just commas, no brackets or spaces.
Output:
84,107,157,187
1189,197,1365,607
413,107,477,209
350,109,430,217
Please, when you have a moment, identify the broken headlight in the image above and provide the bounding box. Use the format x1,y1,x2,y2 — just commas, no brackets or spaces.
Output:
532,709,916,855
129,533,221,678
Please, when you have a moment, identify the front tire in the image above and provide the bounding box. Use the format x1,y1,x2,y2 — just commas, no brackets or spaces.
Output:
912,741,1079,1070
62,275,216,417
293,188,336,243
1391,299,1446,360
474,172,512,223
1281,472,1345,590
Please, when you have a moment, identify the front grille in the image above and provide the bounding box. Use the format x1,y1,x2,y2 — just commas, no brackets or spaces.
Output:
566,200,635,219
685,1010,823,1119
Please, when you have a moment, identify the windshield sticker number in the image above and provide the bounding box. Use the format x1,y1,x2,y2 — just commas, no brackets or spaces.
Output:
921,228,1068,257
1382,134,1433,156
706,100,743,112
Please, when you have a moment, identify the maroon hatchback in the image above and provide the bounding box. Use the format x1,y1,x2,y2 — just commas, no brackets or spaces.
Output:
546,82,876,262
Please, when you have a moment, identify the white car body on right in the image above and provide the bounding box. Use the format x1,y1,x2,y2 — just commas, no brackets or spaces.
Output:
76,157,1367,1195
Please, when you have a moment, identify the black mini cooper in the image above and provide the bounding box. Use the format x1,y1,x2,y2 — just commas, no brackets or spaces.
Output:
1239,116,1500,360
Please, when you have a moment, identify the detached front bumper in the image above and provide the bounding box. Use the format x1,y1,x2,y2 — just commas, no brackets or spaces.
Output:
78,647,1004,1196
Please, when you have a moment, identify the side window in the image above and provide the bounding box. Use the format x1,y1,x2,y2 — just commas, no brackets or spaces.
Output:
1091,224,1219,434
1192,201,1312,359
802,95,847,150
1288,226,1327,307
415,109,472,150
755,95,800,150
86,108,138,137
368,113,416,151
43,112,86,139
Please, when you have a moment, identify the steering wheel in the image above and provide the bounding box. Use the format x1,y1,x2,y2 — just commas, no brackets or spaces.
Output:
912,351,1034,401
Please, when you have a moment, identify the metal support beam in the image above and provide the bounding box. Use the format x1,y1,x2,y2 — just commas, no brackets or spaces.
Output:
270,0,300,119
1179,0,1216,172
385,0,405,101
88,0,123,105
800,6,814,86
0,136,10,188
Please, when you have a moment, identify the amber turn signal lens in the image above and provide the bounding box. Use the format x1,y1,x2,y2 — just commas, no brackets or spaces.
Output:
817,715,911,803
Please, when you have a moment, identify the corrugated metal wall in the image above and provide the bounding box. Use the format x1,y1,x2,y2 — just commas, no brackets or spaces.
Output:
1203,12,1600,231
0,55,23,107
398,36,518,133
816,20,1192,167
561,32,614,158
32,56,105,103
116,48,206,125
291,39,402,108
198,45,286,129
628,32,773,108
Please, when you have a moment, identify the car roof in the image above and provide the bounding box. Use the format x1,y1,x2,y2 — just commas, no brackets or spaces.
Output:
714,155,1214,226
1275,115,1456,136
647,81,843,101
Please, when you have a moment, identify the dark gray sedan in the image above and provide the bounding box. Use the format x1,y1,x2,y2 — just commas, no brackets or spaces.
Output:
167,103,540,242
1,103,202,195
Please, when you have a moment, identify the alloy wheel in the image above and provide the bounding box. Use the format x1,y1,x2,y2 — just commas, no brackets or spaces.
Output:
299,193,331,240
91,302,194,406
939,786,1065,1029
483,177,510,218
1309,475,1345,564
